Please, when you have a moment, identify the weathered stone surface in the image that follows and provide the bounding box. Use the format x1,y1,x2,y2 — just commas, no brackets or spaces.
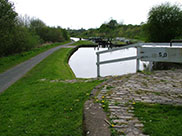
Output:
109,106,121,109
135,123,144,128
117,116,133,119
96,69,182,136
112,119,128,124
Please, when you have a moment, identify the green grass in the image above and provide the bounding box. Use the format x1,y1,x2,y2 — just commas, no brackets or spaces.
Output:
0,48,102,136
71,40,96,46
0,41,70,74
106,85,114,90
112,41,126,45
134,102,182,136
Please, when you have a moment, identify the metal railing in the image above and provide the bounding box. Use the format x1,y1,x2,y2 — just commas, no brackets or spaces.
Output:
170,40,182,47
96,42,182,77
96,43,142,77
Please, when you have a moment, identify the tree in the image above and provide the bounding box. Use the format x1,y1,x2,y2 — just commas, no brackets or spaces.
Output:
30,19,46,30
145,3,182,42
62,29,70,41
29,19,46,43
99,19,119,38
0,0,17,31
0,1,40,56
0,0,18,56
108,19,118,29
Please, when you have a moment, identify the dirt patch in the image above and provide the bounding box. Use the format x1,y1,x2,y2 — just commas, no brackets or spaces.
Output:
83,100,110,136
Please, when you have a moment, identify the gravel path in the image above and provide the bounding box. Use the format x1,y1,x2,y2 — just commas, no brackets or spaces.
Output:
0,42,75,93
97,69,182,136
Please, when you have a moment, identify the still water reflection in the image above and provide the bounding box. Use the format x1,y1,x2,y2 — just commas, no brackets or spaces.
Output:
69,47,146,78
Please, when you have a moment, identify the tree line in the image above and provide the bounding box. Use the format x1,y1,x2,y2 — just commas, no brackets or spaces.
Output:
69,3,182,43
0,0,69,57
68,22,144,41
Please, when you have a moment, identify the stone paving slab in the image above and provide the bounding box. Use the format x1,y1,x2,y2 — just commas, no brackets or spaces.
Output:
96,69,182,136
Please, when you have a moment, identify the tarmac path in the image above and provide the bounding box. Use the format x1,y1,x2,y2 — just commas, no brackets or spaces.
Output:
0,42,75,93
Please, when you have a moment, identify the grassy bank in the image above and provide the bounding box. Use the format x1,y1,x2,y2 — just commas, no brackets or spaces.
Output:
0,48,102,136
71,40,96,46
134,102,182,136
0,41,70,74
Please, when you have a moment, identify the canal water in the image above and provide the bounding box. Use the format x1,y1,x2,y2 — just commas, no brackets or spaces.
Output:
69,47,147,78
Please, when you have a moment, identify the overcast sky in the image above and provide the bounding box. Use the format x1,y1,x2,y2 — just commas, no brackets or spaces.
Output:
11,0,181,29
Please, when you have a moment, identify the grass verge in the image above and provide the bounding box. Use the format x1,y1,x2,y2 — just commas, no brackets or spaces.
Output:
134,102,182,136
71,40,96,46
0,41,70,73
111,41,126,45
0,48,102,136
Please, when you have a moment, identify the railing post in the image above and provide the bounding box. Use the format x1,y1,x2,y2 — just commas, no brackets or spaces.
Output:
149,61,153,71
136,47,140,72
96,53,100,77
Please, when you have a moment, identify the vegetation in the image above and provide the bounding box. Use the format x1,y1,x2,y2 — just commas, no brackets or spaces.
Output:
71,40,96,46
0,0,39,56
29,19,69,43
69,3,182,43
0,41,69,73
134,102,182,136
145,3,182,70
68,20,145,41
0,0,69,57
0,48,102,136
144,3,182,42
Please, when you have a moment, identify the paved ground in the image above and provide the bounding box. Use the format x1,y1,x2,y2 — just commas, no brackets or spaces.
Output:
96,69,182,136
0,42,75,93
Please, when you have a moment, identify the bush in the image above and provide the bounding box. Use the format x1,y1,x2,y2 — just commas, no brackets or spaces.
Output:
0,25,41,56
12,25,40,53
62,29,70,41
40,27,64,42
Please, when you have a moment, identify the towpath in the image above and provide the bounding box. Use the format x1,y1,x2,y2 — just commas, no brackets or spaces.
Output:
0,42,76,93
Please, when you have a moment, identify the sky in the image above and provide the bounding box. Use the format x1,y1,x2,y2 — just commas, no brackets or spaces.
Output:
11,0,181,29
